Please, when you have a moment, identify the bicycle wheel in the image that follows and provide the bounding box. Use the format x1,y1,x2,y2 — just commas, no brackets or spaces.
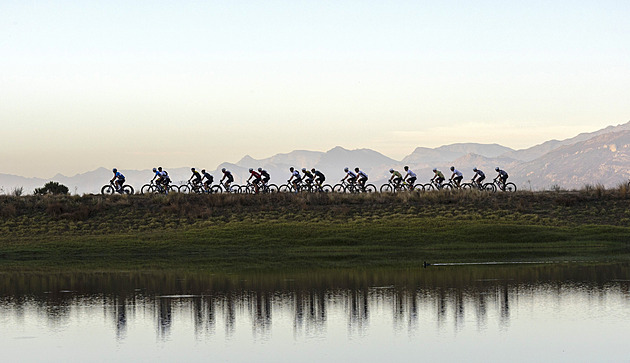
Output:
210,185,222,194
279,184,293,193
168,185,180,193
101,185,115,195
332,184,346,193
504,182,517,192
364,184,376,193
441,184,452,190
483,183,496,192
179,185,190,193
461,183,474,190
423,183,435,191
321,184,333,193
140,184,153,194
412,184,425,192
380,184,393,193
122,185,134,195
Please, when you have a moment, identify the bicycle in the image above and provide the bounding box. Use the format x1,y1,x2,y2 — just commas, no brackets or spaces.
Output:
461,178,495,192
241,180,278,194
101,181,134,195
422,179,451,191
140,180,178,194
333,179,376,193
279,179,302,193
179,180,219,194
217,181,241,193
380,179,421,193
492,178,517,192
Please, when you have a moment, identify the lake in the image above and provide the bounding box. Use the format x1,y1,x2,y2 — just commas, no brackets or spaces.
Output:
1,263,629,362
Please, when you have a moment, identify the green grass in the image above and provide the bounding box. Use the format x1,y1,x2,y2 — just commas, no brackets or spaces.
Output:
1,190,630,271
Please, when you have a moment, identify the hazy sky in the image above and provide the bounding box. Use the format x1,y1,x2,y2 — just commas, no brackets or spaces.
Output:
1,0,629,177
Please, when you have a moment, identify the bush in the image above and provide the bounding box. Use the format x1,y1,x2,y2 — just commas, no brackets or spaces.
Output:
34,181,69,196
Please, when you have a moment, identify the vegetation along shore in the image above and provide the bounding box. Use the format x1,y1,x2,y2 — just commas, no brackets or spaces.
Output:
1,187,630,271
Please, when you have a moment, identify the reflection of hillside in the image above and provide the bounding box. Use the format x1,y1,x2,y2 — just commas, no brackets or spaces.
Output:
0,264,628,341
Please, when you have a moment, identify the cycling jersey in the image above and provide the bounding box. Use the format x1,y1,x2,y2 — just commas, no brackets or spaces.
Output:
346,171,357,179
191,170,201,178
203,172,214,183
391,171,402,179
434,171,445,179
405,169,416,178
292,170,301,179
452,169,463,177
250,170,261,179
114,171,125,180
497,169,508,178
261,170,270,178
303,171,313,179
313,170,325,180
474,170,485,178
357,170,368,179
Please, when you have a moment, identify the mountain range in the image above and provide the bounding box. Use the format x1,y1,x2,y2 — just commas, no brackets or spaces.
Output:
2,121,630,194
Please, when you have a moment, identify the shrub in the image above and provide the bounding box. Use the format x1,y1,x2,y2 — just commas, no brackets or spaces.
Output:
34,181,69,195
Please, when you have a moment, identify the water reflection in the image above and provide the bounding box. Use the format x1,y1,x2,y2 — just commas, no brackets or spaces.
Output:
1,263,628,344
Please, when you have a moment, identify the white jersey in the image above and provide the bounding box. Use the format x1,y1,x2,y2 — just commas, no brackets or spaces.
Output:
405,169,416,178
452,169,463,177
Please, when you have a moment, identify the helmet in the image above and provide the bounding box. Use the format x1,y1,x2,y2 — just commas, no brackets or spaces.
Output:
344,167,349,172
152,168,157,172
450,166,455,171
158,167,162,171
432,168,437,172
404,166,409,170
221,168,226,172
201,169,206,173
290,167,294,171
112,168,117,173
258,167,262,172
473,167,478,172
191,167,195,171
311,168,316,172
302,168,307,172
495,167,500,171
389,168,394,173
249,168,253,172
354,167,359,172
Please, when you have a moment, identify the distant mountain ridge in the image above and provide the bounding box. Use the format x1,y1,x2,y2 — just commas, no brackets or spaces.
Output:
1,121,629,194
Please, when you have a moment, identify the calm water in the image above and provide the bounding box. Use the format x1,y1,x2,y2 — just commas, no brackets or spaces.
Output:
1,264,629,362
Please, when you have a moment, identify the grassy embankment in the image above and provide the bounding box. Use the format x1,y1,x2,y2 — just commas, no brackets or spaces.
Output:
1,188,630,271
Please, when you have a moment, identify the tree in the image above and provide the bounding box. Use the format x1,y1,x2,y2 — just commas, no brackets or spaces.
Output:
34,181,69,195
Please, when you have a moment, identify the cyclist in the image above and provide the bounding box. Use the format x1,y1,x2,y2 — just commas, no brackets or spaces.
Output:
355,167,368,191
403,166,417,189
389,168,403,187
189,168,202,186
494,167,509,190
302,168,314,188
258,168,271,186
312,168,325,187
201,169,214,191
288,167,301,192
472,167,485,188
158,167,171,186
449,166,463,188
221,168,234,190
110,168,125,193
247,168,262,193
431,168,445,186
341,167,356,185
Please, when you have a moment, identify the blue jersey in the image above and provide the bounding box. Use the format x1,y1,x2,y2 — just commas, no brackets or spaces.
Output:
115,171,125,180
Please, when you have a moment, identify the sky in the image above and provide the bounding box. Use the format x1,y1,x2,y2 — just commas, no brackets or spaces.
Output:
1,0,629,177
